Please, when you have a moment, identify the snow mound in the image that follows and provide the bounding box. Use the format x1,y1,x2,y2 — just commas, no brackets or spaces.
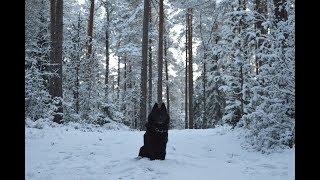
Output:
25,118,131,132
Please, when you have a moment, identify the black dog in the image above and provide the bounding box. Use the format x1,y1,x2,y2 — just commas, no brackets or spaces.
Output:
138,103,169,160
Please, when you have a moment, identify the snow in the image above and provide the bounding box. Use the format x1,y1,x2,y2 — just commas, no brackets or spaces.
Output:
26,125,294,180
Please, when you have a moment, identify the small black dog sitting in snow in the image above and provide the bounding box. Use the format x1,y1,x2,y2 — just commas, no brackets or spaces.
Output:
138,103,169,160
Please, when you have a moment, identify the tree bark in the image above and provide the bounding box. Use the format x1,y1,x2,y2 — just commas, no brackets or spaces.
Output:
254,0,267,75
187,8,194,129
74,13,81,114
86,0,95,59
273,0,288,22
50,0,56,66
199,14,207,129
148,4,153,114
239,65,244,117
124,55,127,92
273,0,288,49
117,56,120,101
75,64,79,114
157,0,164,104
185,10,189,129
49,0,63,124
237,0,246,125
140,0,150,130
129,60,132,89
202,52,207,129
164,36,170,115
82,0,95,120
105,4,110,96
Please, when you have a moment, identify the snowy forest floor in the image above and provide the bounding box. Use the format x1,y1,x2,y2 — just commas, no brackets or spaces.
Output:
26,125,294,180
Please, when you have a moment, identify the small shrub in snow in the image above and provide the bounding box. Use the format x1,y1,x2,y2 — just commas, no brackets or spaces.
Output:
239,106,294,154
25,118,61,129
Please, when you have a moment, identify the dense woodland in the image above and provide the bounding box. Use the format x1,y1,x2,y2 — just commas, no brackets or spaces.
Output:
25,0,294,153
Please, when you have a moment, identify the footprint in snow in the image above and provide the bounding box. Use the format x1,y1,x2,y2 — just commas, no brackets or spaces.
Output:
110,160,120,163
258,163,277,169
242,166,256,174
183,154,196,158
116,167,135,174
170,146,176,151
146,167,154,171
63,155,73,160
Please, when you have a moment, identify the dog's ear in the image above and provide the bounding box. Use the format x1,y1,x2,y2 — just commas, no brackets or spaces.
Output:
160,103,170,125
148,103,159,122
150,103,158,114
152,103,158,111
160,103,167,113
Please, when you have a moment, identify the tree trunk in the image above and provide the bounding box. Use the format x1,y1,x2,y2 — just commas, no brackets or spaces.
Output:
239,65,244,117
129,61,132,89
164,36,170,115
50,0,56,68
273,0,288,49
105,5,110,96
111,75,115,93
148,4,153,114
185,10,189,129
75,64,79,114
237,0,246,125
74,13,81,114
157,0,164,104
49,0,63,124
202,52,207,129
199,14,207,129
273,0,288,22
117,56,120,101
140,0,150,130
254,0,267,75
124,55,127,92
187,8,194,129
86,0,94,59
82,0,95,120
128,61,133,127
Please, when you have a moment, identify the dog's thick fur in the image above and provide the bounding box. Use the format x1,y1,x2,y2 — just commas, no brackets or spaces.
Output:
138,103,169,160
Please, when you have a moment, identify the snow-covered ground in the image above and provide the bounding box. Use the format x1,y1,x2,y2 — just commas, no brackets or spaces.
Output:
26,125,294,180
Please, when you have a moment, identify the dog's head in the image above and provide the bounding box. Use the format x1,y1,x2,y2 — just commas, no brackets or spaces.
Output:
146,103,170,133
